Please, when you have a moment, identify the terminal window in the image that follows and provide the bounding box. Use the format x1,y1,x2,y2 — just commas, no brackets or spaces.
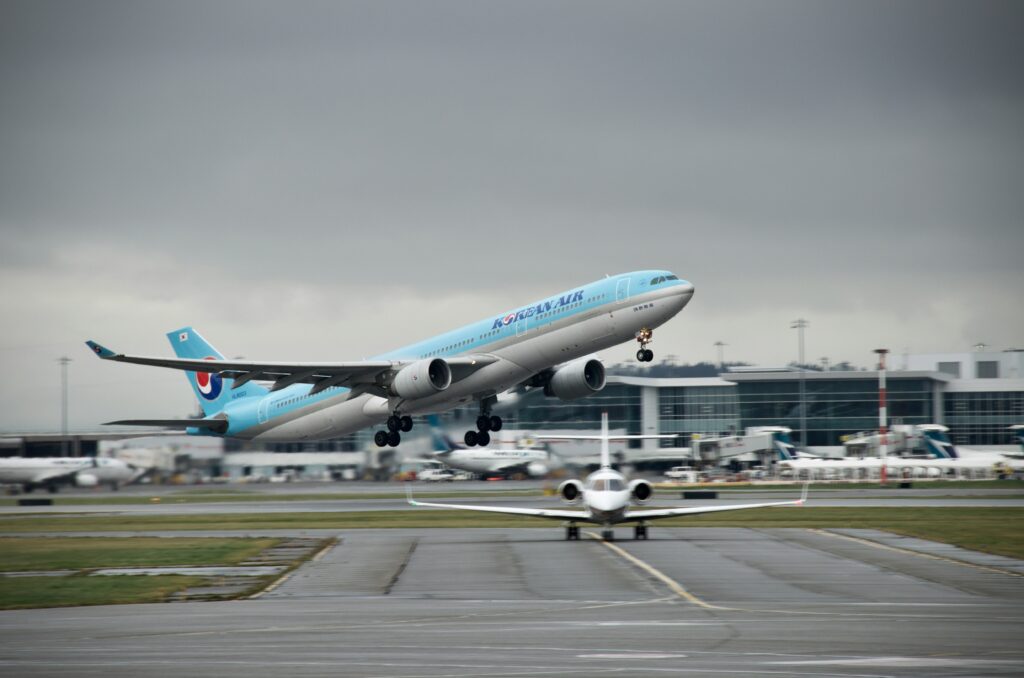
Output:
937,361,961,378
976,361,999,379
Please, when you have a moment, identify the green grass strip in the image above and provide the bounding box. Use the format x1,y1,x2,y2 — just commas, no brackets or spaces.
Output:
0,537,280,572
0,575,208,610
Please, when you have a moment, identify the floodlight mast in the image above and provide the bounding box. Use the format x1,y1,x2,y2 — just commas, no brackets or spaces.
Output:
874,348,889,486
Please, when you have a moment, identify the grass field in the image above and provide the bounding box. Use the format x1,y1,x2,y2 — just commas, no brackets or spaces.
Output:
1,507,1021,558
0,536,280,572
1,479,1019,506
0,575,208,610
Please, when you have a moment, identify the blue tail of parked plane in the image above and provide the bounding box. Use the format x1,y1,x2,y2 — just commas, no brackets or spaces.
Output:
426,414,460,454
772,429,798,461
167,327,267,417
920,426,959,459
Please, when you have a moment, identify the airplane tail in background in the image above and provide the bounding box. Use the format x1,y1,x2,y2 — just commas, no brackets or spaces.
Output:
920,426,958,459
772,431,798,461
166,327,266,417
426,415,460,454
1012,426,1024,453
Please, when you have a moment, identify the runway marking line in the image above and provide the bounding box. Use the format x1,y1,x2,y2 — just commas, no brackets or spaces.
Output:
584,532,729,611
808,529,1024,578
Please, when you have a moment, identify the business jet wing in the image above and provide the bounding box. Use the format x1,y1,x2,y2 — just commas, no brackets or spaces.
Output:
625,483,809,521
407,488,591,521
86,341,497,395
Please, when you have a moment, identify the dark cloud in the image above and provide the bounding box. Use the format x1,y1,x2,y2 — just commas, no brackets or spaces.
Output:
1,1,1022,428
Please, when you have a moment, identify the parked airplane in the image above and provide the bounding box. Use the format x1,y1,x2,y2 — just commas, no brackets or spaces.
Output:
408,413,808,540
424,415,559,479
87,271,693,448
0,456,140,493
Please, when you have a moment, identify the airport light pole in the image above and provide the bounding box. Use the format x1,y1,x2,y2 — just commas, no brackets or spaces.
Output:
58,356,71,456
791,319,808,451
714,341,727,371
875,348,889,486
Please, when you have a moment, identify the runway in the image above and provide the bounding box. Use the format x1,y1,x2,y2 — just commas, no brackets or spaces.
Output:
2,527,1022,676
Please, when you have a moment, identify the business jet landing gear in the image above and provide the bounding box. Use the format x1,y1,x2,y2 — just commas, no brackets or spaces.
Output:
601,528,615,541
634,523,648,540
565,524,580,541
464,398,501,447
375,414,412,448
635,327,654,362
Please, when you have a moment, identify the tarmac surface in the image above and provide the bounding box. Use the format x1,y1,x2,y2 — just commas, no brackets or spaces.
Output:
2,525,1023,677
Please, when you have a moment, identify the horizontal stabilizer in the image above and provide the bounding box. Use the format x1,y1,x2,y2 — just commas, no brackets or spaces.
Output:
103,419,229,434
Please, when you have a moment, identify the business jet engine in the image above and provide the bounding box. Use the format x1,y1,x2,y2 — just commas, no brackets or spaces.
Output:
628,479,653,505
389,359,452,400
526,461,549,477
74,473,99,488
544,359,606,401
558,479,584,505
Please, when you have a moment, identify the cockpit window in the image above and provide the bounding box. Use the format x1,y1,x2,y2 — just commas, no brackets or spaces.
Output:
591,478,607,491
665,275,679,281
607,478,624,491
589,477,625,492
650,276,665,285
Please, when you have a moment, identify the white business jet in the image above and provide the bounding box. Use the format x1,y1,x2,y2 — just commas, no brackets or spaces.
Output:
0,456,140,493
409,413,808,540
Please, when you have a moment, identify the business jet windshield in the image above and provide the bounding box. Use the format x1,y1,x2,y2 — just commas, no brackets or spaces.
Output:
590,478,625,492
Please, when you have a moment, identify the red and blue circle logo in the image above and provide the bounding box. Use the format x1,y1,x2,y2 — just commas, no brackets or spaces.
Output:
502,312,516,326
194,356,223,401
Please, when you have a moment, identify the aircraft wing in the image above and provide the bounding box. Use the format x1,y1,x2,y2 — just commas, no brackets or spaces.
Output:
625,484,809,521
407,489,592,521
28,467,88,485
86,341,497,395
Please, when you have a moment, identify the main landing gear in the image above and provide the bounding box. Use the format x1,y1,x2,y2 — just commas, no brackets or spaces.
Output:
374,414,413,448
635,327,654,362
565,523,580,541
464,398,502,447
601,529,615,542
634,523,649,540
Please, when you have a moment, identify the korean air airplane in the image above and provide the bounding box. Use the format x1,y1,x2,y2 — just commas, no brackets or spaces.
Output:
86,271,693,448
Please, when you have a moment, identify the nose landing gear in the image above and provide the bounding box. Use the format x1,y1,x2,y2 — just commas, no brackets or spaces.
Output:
636,327,654,362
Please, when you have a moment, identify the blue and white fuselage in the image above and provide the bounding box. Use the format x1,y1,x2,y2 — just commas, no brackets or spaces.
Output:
88,271,693,443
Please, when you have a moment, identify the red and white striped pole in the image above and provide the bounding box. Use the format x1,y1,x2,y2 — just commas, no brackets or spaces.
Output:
875,348,889,486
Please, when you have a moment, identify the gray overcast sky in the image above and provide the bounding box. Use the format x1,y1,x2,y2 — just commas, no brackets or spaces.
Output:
1,0,1022,431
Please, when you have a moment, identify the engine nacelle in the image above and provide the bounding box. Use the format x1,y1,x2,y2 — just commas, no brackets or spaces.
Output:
629,479,653,505
389,358,452,399
557,479,584,505
526,461,549,478
75,473,99,487
544,359,606,401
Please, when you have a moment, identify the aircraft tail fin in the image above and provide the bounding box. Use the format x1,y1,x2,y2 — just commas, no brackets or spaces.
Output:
426,414,460,453
920,427,958,459
1012,426,1024,453
166,327,266,416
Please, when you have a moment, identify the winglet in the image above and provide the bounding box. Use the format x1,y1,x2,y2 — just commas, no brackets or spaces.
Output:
85,341,117,359
405,484,418,506
798,481,810,506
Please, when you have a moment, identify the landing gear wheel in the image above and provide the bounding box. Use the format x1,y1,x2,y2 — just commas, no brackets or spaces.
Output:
634,524,648,540
464,430,479,447
476,431,491,447
374,430,389,447
400,415,413,432
387,416,401,432
636,327,654,362
566,525,580,541
489,415,503,432
636,349,646,362
601,529,614,541
387,431,401,447
643,349,654,362
476,415,492,432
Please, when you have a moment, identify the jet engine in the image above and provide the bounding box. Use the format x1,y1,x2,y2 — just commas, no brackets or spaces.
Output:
74,473,99,488
557,479,584,504
389,358,452,400
526,461,549,477
629,479,653,505
544,359,606,401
